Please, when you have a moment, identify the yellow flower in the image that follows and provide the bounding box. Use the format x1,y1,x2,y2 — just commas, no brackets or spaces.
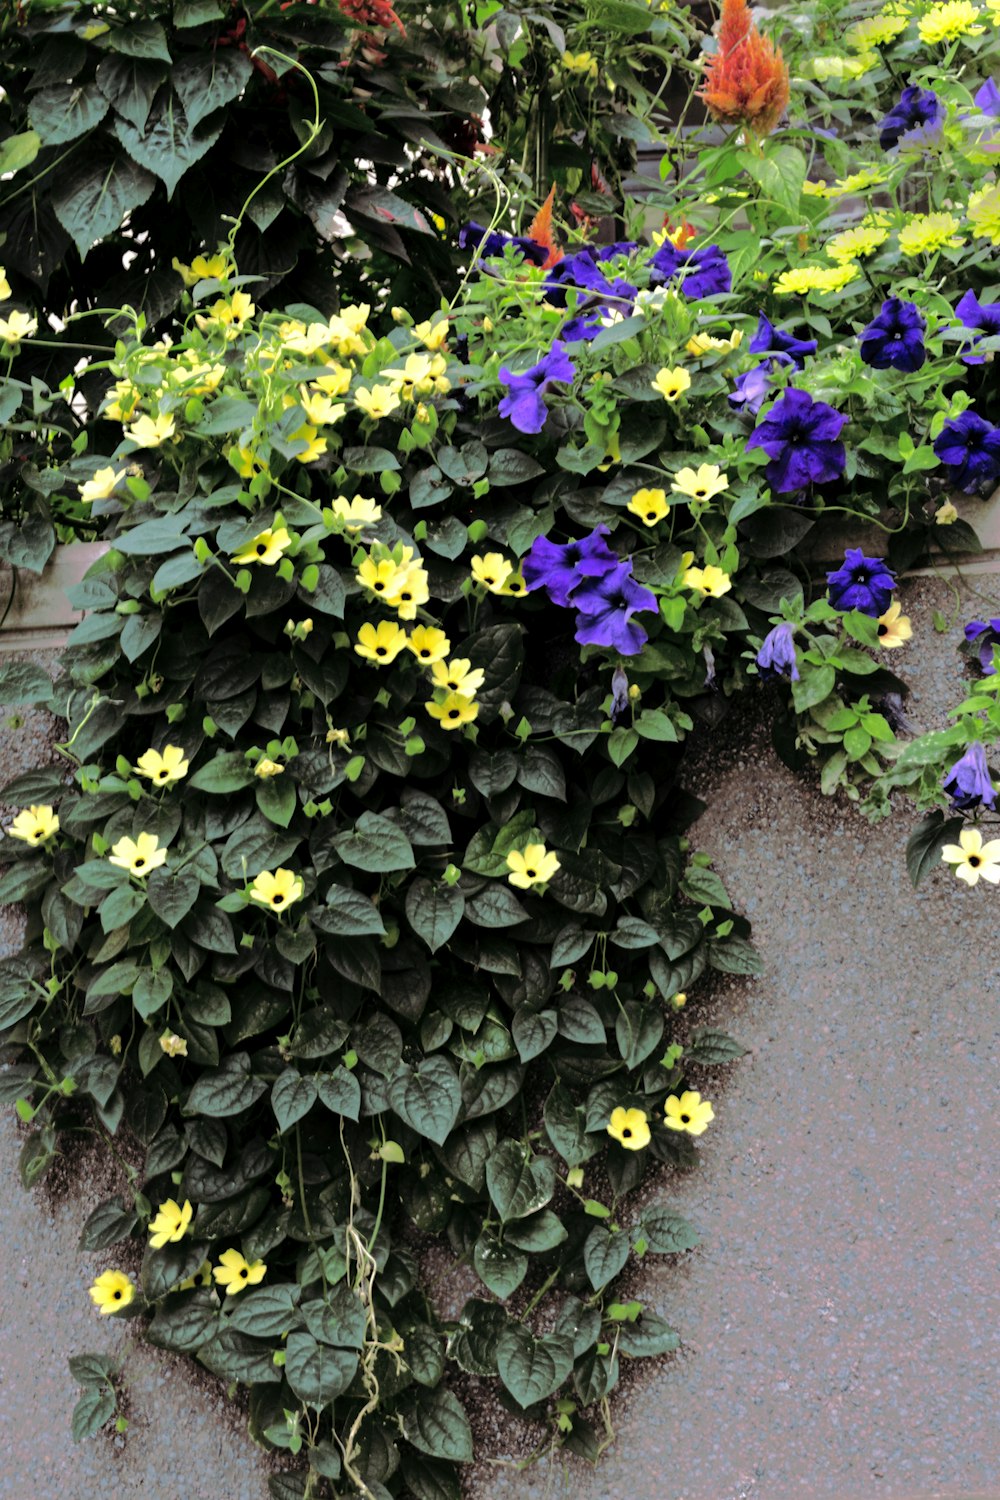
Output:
250,867,304,912
811,54,875,79
426,692,479,730
311,365,353,397
506,842,561,888
357,556,403,599
355,620,409,664
231,528,291,566
109,832,167,878
213,1248,267,1295
414,317,449,350
606,1106,651,1151
652,366,692,402
671,463,729,501
109,1034,122,1056
133,745,189,786
431,658,485,696
171,253,228,287
0,267,10,301
824,225,889,263
471,552,514,592
685,329,743,356
828,167,887,197
213,290,255,325
663,1090,715,1135
387,564,429,620
291,423,327,464
159,1030,188,1058
628,488,671,526
0,310,38,346
877,600,913,648
918,0,984,42
382,352,436,397
354,384,401,420
672,991,687,1009
897,212,964,256
967,185,1000,244
7,805,59,845
562,49,599,79
254,758,284,778
936,500,959,524
177,1260,213,1291
845,13,909,47
127,412,176,448
774,264,858,295
407,626,451,664
148,1197,193,1249
89,1269,136,1315
941,826,1000,885
79,466,127,504
298,389,341,426
683,564,732,598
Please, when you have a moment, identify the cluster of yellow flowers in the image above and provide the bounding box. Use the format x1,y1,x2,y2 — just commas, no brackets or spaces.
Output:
606,1090,715,1151
627,464,730,528
0,265,38,349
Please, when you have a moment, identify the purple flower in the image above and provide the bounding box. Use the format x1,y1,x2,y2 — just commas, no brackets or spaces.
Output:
942,740,997,810
859,298,927,373
729,362,775,417
560,313,606,343
745,388,848,494
522,527,618,606
933,410,1000,493
748,313,817,370
756,622,800,682
650,241,732,299
955,289,1000,365
458,222,548,266
498,343,576,434
974,78,1000,117
595,241,639,261
543,253,610,307
610,665,630,722
571,561,658,657
879,87,945,151
826,548,896,617
965,617,1000,673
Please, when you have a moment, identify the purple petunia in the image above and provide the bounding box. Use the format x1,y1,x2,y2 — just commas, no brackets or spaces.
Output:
756,622,800,682
955,289,1000,365
543,252,612,307
572,561,659,656
610,665,630,722
879,86,945,151
974,78,1000,118
498,343,576,435
729,361,776,417
826,548,896,617
859,298,927,372
458,222,549,266
595,241,639,261
942,740,997,810
748,313,817,370
522,527,619,606
745,388,848,494
650,241,732,299
965,617,1000,673
933,410,1000,493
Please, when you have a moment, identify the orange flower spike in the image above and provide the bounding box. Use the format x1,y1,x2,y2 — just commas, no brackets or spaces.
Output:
698,0,790,138
527,185,564,268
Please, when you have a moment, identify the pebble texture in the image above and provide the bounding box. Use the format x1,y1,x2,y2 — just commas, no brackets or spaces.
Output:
1,579,998,1500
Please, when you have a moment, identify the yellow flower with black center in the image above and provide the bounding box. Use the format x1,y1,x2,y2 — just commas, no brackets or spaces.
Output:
148,1197,193,1249
497,571,527,597
255,757,284,778
171,253,228,287
354,384,401,420
133,745,189,786
108,832,167,878
431,658,485,696
355,620,409,665
127,412,176,449
426,691,479,730
177,1260,213,1291
386,564,429,620
79,467,127,504
877,600,913,648
606,1106,651,1151
683,564,732,598
471,552,514,593
311,365,352,397
298,389,340,426
415,317,449,350
651,366,691,402
941,826,1000,885
506,842,561,889
290,423,327,464
231,528,291,566
7,805,59,846
159,1030,188,1057
0,309,38,346
357,556,402,597
628,488,670,526
89,1269,136,1315
213,1248,266,1295
407,626,451,664
663,1090,714,1135
671,463,729,502
250,867,304,912
330,495,381,533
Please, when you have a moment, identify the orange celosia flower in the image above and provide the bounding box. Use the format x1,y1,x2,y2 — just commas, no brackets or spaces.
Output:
526,185,564,268
662,215,697,248
698,0,790,138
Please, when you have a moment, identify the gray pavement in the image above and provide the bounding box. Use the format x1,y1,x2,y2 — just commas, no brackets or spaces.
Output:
1,576,998,1500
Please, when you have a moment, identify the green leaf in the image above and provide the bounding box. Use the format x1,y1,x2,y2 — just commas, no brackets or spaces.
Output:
401,1387,474,1462
271,1069,319,1131
172,47,252,130
0,958,43,1030
616,1311,680,1358
504,1208,568,1253
405,878,465,953
686,1029,747,1065
78,1196,138,1251
637,1208,700,1254
141,1238,209,1300
496,1324,574,1409
472,1229,528,1298
451,1298,510,1376
906,811,965,888
227,1284,302,1338
257,775,296,828
485,1140,556,1221
315,1068,361,1121
680,866,731,908
189,751,255,793
147,1290,219,1353
614,1000,663,1069
102,19,173,61
132,968,172,1019
185,1053,267,1117
333,811,415,873
95,54,167,131
389,1057,461,1145
313,885,386,937
69,1353,117,1387
29,82,109,146
198,1328,281,1384
707,935,764,976
400,1453,461,1500
557,995,605,1045
512,1007,557,1063
0,660,54,706
72,1385,116,1443
300,1286,367,1348
583,1224,630,1290
284,1333,358,1408
112,98,223,199
51,149,157,261
0,130,40,176
791,665,836,713
543,1082,597,1167
146,868,200,928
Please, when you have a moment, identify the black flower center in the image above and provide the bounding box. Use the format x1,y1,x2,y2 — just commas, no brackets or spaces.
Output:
399,591,413,602
376,646,387,657
418,648,430,658
680,1113,691,1123
447,709,460,720
273,893,285,905
374,581,385,591
113,1289,122,1299
134,857,146,870
877,623,887,636
968,855,981,867
256,543,267,556
525,868,537,879
240,1268,248,1278
622,1127,632,1138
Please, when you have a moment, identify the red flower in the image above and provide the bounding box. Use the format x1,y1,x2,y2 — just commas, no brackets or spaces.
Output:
698,0,789,138
339,0,405,34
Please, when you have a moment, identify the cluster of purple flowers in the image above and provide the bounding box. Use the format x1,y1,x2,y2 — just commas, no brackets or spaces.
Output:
458,222,549,266
522,526,658,656
745,388,848,494
498,343,576,434
542,245,639,343
826,549,896,617
650,240,731,299
729,313,817,419
878,86,945,151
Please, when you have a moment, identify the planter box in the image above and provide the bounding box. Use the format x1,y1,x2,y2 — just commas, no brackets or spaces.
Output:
0,542,110,653
797,485,1000,573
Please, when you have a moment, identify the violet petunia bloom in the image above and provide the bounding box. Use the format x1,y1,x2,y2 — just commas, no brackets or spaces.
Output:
595,241,639,261
610,665,630,722
933,411,1000,493
458,222,548,266
745,388,848,494
748,313,817,370
572,561,658,657
522,527,618,606
650,241,732,299
974,78,1000,118
965,617,1000,673
859,298,927,372
955,289,1000,365
543,253,611,307
729,361,775,417
826,548,896,617
560,313,606,343
879,87,945,151
942,740,997,810
756,622,800,682
498,342,576,434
